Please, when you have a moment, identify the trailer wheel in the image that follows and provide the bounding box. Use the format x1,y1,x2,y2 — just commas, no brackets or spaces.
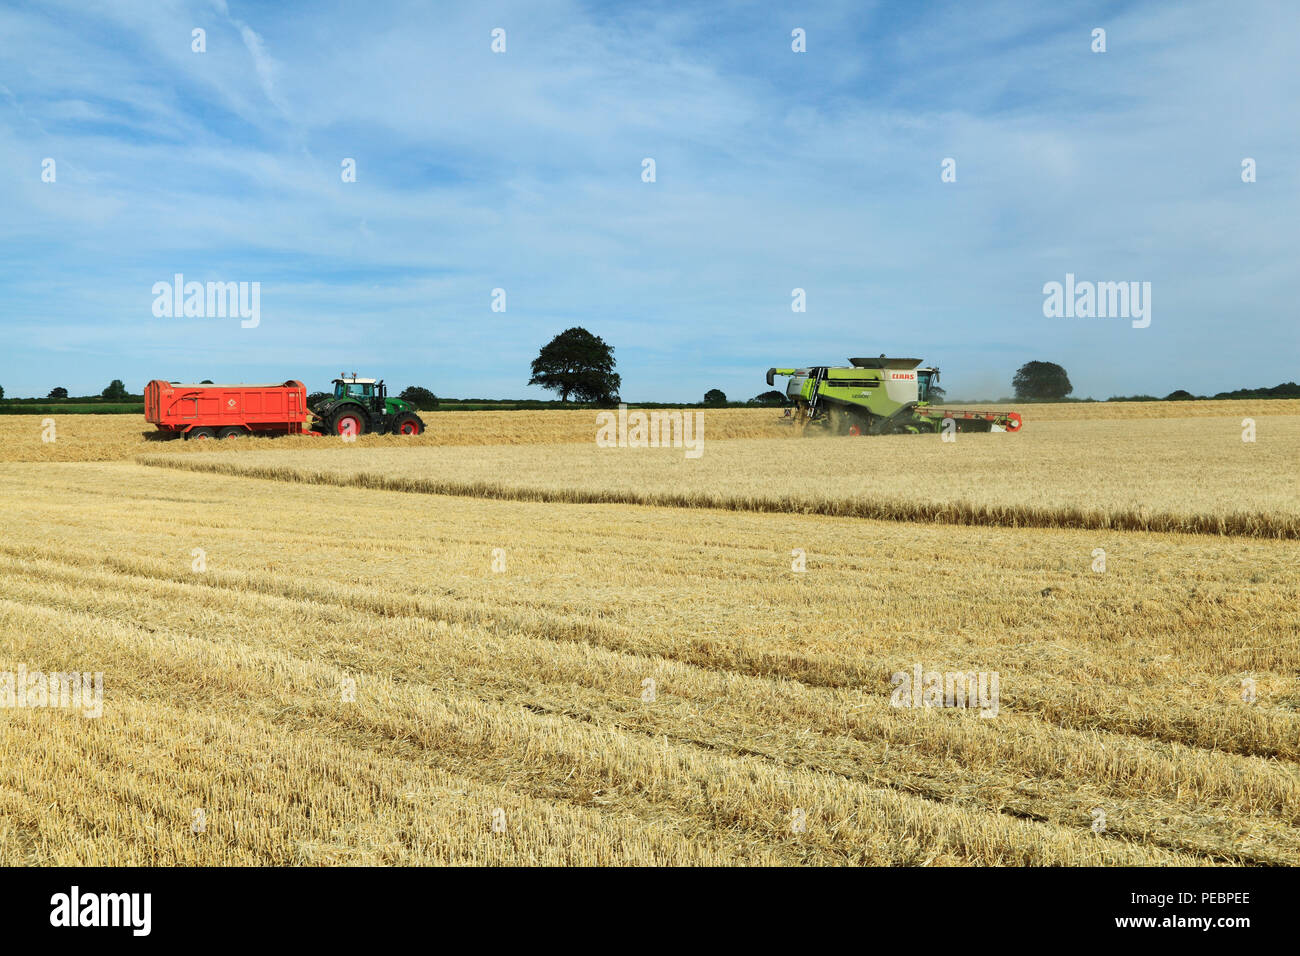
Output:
218,427,246,440
187,427,217,441
392,413,423,436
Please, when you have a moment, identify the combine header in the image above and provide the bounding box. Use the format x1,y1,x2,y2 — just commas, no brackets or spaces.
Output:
767,357,1022,435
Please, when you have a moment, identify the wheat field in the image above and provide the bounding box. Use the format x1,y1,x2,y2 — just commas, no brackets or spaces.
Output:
4,397,1296,462
140,415,1300,537
0,407,788,462
1,406,1297,865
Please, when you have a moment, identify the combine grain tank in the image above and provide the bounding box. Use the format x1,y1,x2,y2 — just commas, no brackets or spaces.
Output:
144,379,310,440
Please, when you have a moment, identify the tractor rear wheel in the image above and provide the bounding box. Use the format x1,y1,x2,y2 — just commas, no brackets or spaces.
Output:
187,427,217,441
392,413,423,436
332,408,367,437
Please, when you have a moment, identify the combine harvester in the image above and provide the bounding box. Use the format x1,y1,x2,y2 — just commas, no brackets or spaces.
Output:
766,357,1023,435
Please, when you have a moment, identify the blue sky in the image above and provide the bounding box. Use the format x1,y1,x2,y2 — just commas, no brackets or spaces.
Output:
1,0,1296,401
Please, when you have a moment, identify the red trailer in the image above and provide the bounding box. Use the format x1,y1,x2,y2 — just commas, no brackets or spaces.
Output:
145,380,311,440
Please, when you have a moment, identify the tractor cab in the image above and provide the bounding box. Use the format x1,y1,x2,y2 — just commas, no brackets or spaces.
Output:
333,375,381,402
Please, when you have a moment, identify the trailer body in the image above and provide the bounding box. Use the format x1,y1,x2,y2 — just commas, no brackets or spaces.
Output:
144,380,310,439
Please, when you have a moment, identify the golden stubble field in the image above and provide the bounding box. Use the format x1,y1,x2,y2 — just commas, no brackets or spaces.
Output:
5,397,1297,461
0,407,789,462
0,403,1297,865
141,415,1300,537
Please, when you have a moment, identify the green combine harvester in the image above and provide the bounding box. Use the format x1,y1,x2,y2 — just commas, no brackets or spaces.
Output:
766,357,1022,435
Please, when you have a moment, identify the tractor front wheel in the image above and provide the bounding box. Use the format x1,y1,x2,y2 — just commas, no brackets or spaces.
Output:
218,427,246,440
392,413,423,436
187,427,217,441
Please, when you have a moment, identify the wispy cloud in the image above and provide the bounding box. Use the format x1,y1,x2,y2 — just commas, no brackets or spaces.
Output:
210,0,288,116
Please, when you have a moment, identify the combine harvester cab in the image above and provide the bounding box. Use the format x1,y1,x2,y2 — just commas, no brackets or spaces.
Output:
766,357,1022,435
145,379,312,440
308,374,425,437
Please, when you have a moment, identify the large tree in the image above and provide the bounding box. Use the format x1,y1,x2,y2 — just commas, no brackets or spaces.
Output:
101,379,129,400
1012,361,1072,400
398,386,439,410
528,327,620,403
47,387,69,399
703,389,727,406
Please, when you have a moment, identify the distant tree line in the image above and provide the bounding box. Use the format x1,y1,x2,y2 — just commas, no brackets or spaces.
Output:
0,381,141,402
4,354,1296,409
1117,383,1300,402
1009,360,1300,403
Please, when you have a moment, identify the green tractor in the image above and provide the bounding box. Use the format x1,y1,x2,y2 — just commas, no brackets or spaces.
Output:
309,374,426,436
767,357,1022,435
